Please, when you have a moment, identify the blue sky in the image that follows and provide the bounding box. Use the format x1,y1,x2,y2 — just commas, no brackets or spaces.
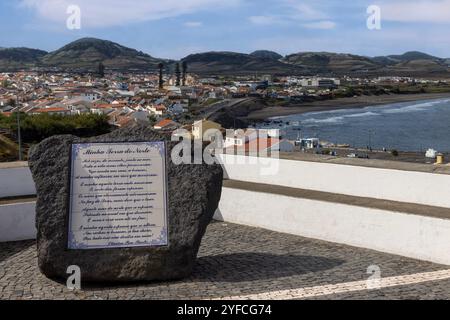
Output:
1,0,450,59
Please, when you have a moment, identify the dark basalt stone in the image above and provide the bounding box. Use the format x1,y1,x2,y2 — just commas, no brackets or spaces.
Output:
28,124,223,282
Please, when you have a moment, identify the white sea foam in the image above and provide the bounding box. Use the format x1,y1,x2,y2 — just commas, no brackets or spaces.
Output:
302,116,345,124
345,111,380,118
302,111,379,124
382,99,450,114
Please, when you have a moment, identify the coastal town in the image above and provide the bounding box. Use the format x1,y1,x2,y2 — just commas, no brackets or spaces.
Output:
1,66,449,164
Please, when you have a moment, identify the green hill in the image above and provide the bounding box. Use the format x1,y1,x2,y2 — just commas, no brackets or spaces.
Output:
250,50,283,60
40,38,166,71
0,48,47,71
282,52,381,74
181,51,303,75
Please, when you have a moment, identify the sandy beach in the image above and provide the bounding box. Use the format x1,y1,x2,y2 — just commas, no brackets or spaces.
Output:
245,92,450,120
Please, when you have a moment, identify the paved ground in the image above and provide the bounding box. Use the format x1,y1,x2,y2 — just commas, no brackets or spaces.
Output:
1,221,450,300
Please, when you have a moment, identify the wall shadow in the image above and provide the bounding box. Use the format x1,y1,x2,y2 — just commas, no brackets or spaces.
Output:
0,240,35,264
79,252,344,291
192,252,345,282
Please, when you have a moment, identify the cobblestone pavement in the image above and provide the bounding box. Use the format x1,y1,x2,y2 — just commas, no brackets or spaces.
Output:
1,221,450,300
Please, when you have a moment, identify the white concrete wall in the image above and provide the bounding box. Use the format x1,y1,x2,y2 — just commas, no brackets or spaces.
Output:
218,154,450,208
0,166,36,198
215,188,450,265
0,164,37,242
2,157,450,268
0,203,36,242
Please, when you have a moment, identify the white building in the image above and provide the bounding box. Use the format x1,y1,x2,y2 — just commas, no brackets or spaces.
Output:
300,78,340,88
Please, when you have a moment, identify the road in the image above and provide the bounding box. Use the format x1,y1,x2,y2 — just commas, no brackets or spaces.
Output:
198,98,254,120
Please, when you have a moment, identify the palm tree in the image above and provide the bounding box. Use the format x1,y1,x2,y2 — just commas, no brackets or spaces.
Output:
98,62,105,78
182,61,188,86
158,63,164,89
175,63,181,87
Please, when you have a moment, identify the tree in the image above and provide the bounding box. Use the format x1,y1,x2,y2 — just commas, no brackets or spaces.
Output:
98,62,105,78
2,113,111,143
158,63,164,90
148,114,158,126
7,98,16,107
182,61,188,86
175,63,181,87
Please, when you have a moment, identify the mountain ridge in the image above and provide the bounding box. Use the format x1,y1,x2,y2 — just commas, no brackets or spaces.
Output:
0,37,448,76
39,37,167,71
181,51,303,75
0,47,48,71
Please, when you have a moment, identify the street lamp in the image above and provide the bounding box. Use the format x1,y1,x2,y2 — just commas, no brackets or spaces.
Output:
368,129,373,151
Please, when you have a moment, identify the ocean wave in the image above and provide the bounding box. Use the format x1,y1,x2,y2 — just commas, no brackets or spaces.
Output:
345,111,380,118
382,99,450,114
302,116,345,124
301,111,379,124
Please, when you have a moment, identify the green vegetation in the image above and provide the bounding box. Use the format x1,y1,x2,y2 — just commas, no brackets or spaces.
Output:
148,114,158,126
266,98,289,106
0,113,111,143
332,86,390,98
202,98,221,107
0,133,19,162
178,113,193,125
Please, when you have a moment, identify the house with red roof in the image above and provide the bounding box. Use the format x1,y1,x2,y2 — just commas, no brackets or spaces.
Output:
30,107,71,115
153,119,180,131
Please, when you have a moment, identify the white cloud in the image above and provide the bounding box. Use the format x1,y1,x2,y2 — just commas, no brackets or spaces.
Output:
248,1,332,27
285,2,328,21
249,15,336,30
184,21,203,28
248,15,282,26
303,20,336,30
381,0,450,23
19,0,241,28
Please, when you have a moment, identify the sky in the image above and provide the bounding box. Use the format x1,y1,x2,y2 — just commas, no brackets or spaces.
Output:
1,0,450,59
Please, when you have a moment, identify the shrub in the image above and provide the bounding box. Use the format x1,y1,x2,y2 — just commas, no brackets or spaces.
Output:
3,113,111,143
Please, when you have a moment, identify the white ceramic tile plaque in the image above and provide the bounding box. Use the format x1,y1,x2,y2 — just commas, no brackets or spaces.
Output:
68,142,168,249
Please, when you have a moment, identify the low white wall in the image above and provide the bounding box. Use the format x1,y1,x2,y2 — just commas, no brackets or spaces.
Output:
0,203,36,242
0,166,36,198
215,188,450,265
218,154,450,209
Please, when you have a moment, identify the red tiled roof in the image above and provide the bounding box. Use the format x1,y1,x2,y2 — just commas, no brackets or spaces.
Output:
227,138,280,152
152,104,166,111
93,104,115,109
33,107,69,113
116,117,133,127
154,119,175,128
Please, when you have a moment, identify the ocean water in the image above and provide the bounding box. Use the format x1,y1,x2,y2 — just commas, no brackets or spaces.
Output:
257,98,450,152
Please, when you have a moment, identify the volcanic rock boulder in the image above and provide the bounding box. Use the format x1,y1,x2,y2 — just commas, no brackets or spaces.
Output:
28,125,223,282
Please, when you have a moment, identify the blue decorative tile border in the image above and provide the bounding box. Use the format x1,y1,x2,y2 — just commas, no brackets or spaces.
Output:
67,141,169,250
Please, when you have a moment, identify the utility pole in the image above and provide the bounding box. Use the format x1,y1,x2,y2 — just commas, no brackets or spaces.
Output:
16,96,22,161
